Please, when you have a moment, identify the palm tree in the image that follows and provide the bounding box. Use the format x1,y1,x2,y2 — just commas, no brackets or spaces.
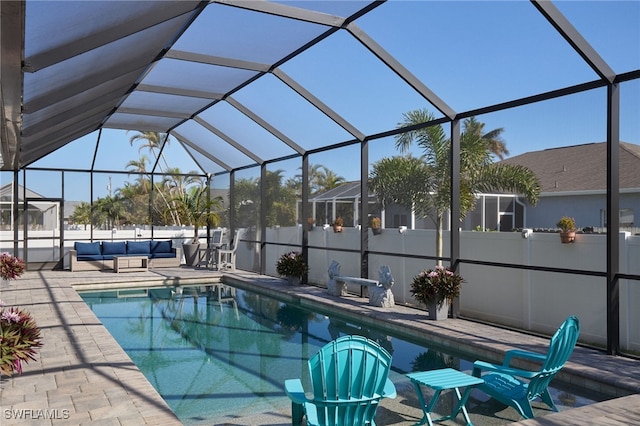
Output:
128,131,171,173
292,164,346,196
462,116,509,160
316,167,346,194
265,169,297,226
170,185,222,244
162,167,201,199
70,202,92,230
125,156,151,194
116,182,148,225
233,177,260,228
170,184,223,266
93,195,127,229
370,108,540,263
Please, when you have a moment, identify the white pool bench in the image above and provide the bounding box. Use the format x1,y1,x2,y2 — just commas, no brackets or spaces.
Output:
327,261,395,307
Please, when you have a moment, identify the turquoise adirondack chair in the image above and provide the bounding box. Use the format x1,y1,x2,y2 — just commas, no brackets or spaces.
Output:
472,315,580,419
285,335,397,426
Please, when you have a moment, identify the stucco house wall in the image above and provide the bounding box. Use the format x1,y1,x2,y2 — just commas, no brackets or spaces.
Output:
502,142,640,232
525,192,640,231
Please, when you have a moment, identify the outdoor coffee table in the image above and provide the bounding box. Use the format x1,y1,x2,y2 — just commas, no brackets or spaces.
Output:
114,255,148,273
406,368,484,426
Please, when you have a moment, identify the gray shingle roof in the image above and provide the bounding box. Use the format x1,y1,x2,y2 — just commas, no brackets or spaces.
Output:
309,181,376,201
500,142,640,193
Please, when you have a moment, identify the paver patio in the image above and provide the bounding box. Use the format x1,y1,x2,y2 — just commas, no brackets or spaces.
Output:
1,268,638,425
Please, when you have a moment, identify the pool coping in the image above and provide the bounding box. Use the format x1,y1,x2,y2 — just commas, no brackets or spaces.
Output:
222,272,640,400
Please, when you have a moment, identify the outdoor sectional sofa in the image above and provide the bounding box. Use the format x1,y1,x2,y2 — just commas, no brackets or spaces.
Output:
70,240,181,271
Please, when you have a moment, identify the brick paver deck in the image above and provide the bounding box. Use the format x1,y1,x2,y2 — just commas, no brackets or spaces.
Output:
1,268,638,425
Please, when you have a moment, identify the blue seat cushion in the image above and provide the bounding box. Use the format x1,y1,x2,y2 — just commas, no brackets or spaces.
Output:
76,254,103,261
75,242,101,256
150,240,172,254
127,240,151,254
102,241,126,255
150,252,176,259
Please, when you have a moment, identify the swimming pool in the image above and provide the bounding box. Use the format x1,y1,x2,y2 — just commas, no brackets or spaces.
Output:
80,284,606,425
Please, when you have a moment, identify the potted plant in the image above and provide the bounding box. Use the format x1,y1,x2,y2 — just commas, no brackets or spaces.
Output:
0,252,26,283
170,185,223,266
276,251,309,285
0,299,42,376
307,217,315,231
370,216,382,235
410,265,464,320
332,216,344,233
556,216,576,243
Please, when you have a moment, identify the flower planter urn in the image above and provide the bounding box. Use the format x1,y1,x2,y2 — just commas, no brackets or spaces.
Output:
560,231,576,244
287,276,301,286
182,243,203,266
426,299,450,321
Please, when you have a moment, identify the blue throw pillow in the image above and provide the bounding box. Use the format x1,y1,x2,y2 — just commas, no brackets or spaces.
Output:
151,240,172,254
102,241,126,255
127,240,151,254
75,242,101,255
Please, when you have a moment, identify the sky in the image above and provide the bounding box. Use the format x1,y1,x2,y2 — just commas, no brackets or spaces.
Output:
17,0,640,201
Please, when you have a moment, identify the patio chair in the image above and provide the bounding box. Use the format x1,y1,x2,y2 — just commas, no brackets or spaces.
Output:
196,228,225,269
284,335,396,426
472,315,580,419
217,229,242,271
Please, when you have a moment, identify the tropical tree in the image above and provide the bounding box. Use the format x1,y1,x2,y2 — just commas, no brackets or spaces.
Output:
370,109,540,263
170,185,223,244
265,169,297,226
116,182,148,225
308,164,346,195
128,131,171,173
233,176,260,229
93,195,127,229
233,171,298,228
124,141,207,226
125,156,151,193
70,202,92,230
463,116,510,160
290,164,346,197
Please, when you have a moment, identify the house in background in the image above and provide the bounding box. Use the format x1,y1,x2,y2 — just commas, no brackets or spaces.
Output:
0,182,60,231
306,142,640,233
308,181,508,232
305,181,382,227
501,142,640,232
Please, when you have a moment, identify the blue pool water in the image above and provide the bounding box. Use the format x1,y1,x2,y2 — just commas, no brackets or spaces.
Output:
80,284,605,425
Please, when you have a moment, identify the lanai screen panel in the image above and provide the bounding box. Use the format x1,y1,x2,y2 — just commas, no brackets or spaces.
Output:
356,1,600,113
554,1,639,74
173,120,256,171
118,92,213,120
196,103,299,162
231,74,356,152
280,30,437,136
22,3,199,163
8,0,639,174
173,2,331,64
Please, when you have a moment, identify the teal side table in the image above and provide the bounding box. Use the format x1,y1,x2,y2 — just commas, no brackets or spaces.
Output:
407,368,484,426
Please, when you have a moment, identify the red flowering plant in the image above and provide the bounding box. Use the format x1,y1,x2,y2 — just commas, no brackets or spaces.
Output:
276,251,309,279
410,265,464,308
0,252,26,280
0,299,42,376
